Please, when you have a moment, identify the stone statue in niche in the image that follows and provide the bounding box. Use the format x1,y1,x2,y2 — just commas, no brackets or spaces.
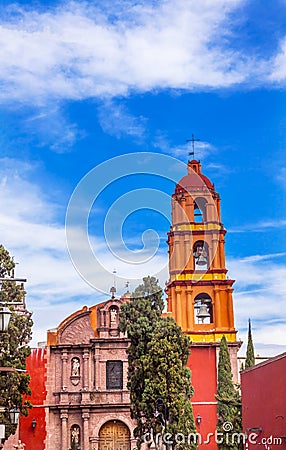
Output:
110,308,117,325
71,358,80,377
71,425,80,449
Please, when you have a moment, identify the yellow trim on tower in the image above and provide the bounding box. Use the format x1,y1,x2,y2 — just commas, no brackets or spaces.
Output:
171,272,226,282
187,332,237,343
173,223,222,232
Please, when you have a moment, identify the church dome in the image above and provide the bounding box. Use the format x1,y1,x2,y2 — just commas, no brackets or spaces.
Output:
175,160,214,194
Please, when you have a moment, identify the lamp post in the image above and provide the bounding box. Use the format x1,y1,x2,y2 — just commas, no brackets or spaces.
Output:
154,398,167,428
196,414,202,426
9,409,20,425
0,277,26,332
154,398,168,450
0,307,12,332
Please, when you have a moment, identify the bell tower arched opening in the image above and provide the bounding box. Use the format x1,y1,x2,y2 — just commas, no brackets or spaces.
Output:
194,197,207,222
194,293,213,324
193,240,209,269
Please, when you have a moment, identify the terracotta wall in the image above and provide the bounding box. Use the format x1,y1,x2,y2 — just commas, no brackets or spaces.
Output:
241,354,286,450
188,346,218,450
19,348,47,449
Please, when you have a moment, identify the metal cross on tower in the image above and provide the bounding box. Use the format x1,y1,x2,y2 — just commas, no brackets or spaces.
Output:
186,134,200,159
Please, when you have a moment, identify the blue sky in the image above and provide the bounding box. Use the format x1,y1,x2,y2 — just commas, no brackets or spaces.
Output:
0,0,286,354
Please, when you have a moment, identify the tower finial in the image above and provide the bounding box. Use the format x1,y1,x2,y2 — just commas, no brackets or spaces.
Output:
186,134,200,160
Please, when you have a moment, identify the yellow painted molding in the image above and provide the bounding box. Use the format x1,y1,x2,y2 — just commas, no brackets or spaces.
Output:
174,223,222,232
187,332,237,343
171,272,226,281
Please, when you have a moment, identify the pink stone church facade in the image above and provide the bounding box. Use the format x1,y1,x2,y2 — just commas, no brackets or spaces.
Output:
5,291,137,450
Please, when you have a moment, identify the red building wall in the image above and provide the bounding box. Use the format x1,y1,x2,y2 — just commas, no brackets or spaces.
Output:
241,352,286,450
19,348,47,449
188,346,218,449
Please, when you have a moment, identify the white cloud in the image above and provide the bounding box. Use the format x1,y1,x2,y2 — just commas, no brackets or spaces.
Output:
24,106,83,153
229,219,286,233
0,158,169,345
229,254,286,353
98,101,147,139
153,135,215,160
269,37,286,83
0,0,252,104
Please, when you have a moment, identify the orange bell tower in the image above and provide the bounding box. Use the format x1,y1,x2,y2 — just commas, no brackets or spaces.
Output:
166,159,240,444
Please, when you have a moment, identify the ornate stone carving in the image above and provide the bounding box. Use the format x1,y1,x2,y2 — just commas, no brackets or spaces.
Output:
59,312,94,344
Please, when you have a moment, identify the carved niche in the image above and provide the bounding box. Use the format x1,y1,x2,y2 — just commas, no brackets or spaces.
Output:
97,299,122,337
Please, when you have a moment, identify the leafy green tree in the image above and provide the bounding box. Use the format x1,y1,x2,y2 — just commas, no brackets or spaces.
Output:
216,336,242,450
245,319,255,369
0,245,33,440
119,276,196,449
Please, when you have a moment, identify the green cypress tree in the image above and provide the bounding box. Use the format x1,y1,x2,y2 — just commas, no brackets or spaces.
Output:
245,319,255,369
119,276,196,449
216,336,242,450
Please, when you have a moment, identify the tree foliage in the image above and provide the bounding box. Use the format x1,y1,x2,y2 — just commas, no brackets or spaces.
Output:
216,336,242,450
119,276,196,449
0,245,33,440
245,319,255,369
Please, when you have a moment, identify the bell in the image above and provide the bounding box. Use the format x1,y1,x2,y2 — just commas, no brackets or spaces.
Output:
197,304,210,322
194,246,208,266
196,254,208,266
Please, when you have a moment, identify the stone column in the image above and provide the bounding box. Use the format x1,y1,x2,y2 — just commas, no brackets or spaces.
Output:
82,410,90,450
186,288,193,330
219,237,226,269
174,238,180,272
94,346,100,390
226,288,235,329
173,198,179,225
60,409,68,450
180,197,186,223
213,288,221,328
175,286,182,327
212,236,219,269
185,236,194,271
61,349,68,390
186,193,194,222
83,349,89,390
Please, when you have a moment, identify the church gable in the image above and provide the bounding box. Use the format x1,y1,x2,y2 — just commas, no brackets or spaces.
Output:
58,310,94,344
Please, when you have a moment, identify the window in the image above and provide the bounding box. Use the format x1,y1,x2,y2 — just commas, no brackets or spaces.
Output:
106,361,123,390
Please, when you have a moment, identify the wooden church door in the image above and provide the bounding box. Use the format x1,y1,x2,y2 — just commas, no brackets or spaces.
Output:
99,420,130,450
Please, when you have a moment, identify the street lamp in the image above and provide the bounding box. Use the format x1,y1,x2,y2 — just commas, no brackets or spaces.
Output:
154,399,168,450
9,409,20,425
0,307,12,332
0,277,26,332
196,414,202,425
154,398,168,428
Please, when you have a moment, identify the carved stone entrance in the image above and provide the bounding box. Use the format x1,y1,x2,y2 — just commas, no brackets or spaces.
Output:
99,420,131,450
